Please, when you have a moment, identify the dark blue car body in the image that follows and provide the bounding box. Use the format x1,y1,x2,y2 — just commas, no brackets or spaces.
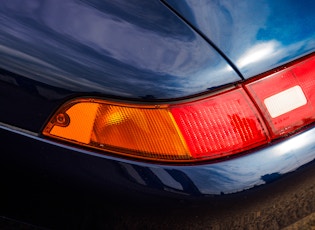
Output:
1,0,315,228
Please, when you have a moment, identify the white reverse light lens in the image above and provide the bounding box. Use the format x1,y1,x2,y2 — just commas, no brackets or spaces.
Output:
264,85,307,118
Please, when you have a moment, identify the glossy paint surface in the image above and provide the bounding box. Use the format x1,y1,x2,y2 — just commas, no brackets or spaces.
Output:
3,121,315,228
0,0,240,101
2,121,315,197
164,0,315,78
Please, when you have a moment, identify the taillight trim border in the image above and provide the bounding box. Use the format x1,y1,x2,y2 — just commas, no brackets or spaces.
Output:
42,53,315,163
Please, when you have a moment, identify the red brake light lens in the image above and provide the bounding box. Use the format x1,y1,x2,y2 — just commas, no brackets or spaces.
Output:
171,88,268,159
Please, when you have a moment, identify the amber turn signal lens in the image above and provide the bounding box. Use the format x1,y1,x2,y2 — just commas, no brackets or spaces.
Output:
42,88,269,162
43,99,191,161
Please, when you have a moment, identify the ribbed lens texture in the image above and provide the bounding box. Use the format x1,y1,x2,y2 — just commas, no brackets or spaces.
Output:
246,56,315,137
171,89,268,159
49,102,99,144
90,104,190,160
292,56,315,114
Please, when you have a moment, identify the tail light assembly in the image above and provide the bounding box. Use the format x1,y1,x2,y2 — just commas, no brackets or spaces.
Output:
43,54,315,162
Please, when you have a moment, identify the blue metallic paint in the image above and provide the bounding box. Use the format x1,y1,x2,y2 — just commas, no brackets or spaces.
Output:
164,0,315,78
2,122,315,197
0,0,239,100
1,0,315,227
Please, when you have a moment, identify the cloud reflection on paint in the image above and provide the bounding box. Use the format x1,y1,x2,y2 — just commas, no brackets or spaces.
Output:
165,0,315,78
0,0,240,99
237,41,280,69
181,128,315,195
